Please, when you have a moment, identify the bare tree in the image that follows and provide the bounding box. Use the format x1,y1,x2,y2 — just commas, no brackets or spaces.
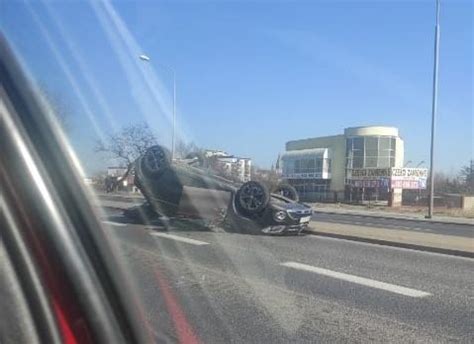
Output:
95,122,158,192
459,160,474,194
251,165,280,191
175,139,203,159
433,171,464,195
95,122,158,166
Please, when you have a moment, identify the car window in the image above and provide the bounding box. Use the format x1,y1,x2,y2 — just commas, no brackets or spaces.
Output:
1,1,473,343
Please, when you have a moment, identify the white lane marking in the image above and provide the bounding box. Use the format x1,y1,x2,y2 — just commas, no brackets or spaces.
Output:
280,261,431,298
102,221,126,227
150,232,210,246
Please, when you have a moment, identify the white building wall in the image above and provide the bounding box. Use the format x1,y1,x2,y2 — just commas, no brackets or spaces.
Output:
395,137,404,168
286,135,346,194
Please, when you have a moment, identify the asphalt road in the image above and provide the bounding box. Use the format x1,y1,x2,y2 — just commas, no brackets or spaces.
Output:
101,209,474,343
313,212,474,238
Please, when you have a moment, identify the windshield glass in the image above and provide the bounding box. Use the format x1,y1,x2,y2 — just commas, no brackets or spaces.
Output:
2,0,473,342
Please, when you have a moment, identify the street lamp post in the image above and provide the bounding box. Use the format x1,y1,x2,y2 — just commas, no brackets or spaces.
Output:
427,0,441,219
172,72,176,160
139,54,176,160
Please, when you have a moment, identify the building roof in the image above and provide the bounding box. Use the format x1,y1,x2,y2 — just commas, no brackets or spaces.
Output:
281,148,328,159
286,134,343,145
344,126,399,137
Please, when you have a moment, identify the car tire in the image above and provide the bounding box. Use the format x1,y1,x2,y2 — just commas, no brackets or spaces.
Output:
273,183,299,202
235,181,270,214
140,145,171,178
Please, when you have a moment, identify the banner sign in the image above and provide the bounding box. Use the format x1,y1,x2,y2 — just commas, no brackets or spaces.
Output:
351,168,391,178
283,172,327,179
350,178,390,188
348,167,428,189
391,168,428,179
349,167,427,179
391,179,427,189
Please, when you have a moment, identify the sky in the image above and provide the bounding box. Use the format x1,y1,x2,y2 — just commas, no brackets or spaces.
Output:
1,0,472,175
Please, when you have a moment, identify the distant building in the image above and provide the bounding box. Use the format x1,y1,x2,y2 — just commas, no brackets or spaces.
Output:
281,126,428,206
204,150,252,182
107,166,128,177
204,149,229,158
106,166,138,192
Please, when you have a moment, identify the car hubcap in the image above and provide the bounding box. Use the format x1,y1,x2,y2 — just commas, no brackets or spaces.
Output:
239,184,265,210
145,147,166,172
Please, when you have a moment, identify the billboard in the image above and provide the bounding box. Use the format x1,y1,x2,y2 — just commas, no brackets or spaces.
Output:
349,178,390,188
391,168,428,179
391,179,427,189
390,168,427,189
347,168,428,189
350,168,391,179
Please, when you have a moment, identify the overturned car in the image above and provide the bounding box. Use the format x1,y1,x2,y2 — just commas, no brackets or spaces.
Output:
127,145,313,235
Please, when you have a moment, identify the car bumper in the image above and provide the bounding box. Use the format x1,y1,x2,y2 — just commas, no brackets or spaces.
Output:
261,222,309,235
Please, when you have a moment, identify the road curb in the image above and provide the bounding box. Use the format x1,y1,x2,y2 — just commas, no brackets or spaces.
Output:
313,210,474,227
304,229,474,258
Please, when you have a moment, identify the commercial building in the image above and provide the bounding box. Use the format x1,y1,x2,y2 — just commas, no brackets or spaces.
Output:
281,126,427,205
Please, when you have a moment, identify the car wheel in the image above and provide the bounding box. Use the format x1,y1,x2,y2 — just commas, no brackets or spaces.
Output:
236,181,270,214
140,145,171,177
273,183,299,201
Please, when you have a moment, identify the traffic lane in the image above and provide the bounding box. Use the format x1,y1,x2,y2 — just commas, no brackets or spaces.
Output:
102,213,474,297
313,212,474,237
111,229,340,343
114,231,466,343
103,217,474,301
105,221,474,342
145,229,474,340
200,229,474,297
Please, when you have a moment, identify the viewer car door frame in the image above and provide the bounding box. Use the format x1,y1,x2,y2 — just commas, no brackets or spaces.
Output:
0,34,150,343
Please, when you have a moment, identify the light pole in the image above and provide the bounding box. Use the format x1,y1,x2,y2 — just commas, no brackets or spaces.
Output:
139,54,176,160
404,160,413,168
427,0,441,219
416,160,425,168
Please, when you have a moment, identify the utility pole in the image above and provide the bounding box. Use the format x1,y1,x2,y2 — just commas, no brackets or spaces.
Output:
172,72,176,160
427,0,441,219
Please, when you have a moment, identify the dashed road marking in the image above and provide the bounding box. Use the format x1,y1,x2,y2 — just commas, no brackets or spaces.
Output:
280,261,431,298
102,221,127,227
150,232,210,246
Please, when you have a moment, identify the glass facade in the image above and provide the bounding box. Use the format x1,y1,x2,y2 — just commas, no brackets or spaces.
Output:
282,157,330,176
346,137,396,169
291,180,331,201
